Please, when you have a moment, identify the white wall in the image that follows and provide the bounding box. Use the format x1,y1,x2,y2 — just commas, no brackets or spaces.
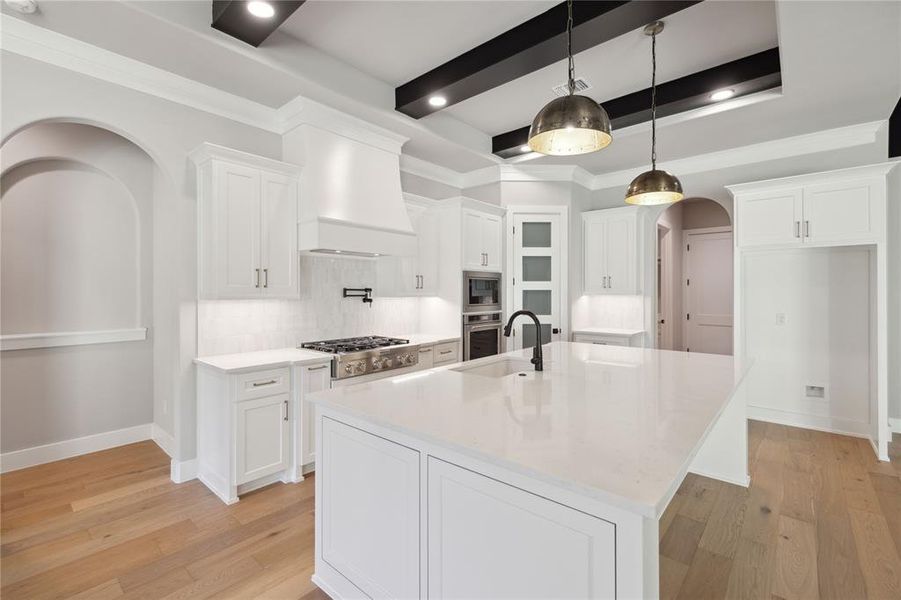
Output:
682,199,731,229
742,247,873,435
1,51,282,463
656,203,683,350
1,123,155,454
402,171,460,200
198,256,421,356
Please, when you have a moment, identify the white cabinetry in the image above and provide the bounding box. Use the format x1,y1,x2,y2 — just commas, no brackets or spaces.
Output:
735,177,881,248
582,206,639,294
318,417,420,599
191,143,301,299
378,200,439,296
463,208,503,271
573,329,644,347
196,359,331,504
427,458,616,599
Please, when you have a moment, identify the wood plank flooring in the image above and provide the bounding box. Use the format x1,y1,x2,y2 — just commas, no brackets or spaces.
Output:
1,421,899,599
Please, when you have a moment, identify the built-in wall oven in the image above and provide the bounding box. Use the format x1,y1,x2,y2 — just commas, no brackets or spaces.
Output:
463,271,502,313
463,312,503,361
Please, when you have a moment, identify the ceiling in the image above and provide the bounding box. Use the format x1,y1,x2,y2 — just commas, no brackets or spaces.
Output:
2,0,898,179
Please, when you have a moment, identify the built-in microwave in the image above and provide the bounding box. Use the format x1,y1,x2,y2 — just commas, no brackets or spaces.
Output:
463,271,502,313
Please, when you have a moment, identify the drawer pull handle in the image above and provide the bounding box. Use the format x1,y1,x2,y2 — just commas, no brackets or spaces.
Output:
419,348,432,353
307,365,328,371
252,379,277,387
439,350,453,355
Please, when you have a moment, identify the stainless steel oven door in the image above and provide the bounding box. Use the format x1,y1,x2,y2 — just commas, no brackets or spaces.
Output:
463,312,503,361
463,271,502,313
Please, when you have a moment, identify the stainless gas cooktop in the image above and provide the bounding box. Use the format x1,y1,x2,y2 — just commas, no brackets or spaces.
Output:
300,336,419,380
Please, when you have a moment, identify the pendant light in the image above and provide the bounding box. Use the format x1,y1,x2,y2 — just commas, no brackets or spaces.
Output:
625,22,683,205
528,0,611,156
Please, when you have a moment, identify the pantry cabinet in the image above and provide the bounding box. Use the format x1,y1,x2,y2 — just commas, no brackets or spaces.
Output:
191,143,301,299
582,206,640,294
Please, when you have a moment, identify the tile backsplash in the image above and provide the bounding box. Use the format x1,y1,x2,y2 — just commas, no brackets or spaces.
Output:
198,256,421,356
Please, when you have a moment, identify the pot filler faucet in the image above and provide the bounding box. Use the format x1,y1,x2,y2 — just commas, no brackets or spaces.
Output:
503,310,544,372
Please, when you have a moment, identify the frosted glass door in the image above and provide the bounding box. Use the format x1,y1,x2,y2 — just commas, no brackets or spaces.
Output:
511,214,561,350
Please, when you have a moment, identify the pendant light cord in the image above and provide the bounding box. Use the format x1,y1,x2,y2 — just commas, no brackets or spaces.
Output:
567,0,575,95
650,29,657,170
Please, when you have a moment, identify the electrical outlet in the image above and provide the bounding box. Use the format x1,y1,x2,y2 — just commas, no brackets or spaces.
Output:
805,385,825,399
776,313,787,325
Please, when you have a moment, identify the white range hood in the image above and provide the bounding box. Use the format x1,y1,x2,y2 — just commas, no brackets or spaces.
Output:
283,103,416,257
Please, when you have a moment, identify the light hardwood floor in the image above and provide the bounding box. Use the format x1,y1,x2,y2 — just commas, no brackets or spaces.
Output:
1,421,899,599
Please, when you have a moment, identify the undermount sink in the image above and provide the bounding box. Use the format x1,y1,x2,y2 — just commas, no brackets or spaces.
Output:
453,358,536,378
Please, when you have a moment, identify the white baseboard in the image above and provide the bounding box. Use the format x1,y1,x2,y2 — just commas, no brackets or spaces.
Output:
171,458,198,483
0,423,152,473
748,405,871,439
890,417,901,434
151,424,175,458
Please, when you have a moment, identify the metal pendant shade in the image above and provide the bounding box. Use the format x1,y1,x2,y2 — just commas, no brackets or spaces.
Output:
528,0,611,156
625,21,683,205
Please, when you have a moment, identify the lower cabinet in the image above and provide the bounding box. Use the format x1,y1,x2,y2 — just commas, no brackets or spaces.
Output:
235,393,289,485
427,458,616,599
297,362,331,470
319,418,421,599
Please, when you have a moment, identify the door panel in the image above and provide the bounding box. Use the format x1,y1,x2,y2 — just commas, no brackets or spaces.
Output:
215,162,261,297
300,363,330,467
260,172,298,298
684,230,733,355
235,394,288,484
483,214,503,271
417,209,439,294
512,213,561,350
802,180,875,244
582,217,606,294
462,210,485,270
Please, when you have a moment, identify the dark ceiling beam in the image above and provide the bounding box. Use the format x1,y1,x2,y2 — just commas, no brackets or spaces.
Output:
890,96,900,158
493,47,782,158
211,0,305,47
395,0,702,119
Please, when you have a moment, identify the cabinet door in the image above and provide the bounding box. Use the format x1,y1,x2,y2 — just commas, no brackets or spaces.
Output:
417,209,440,294
260,172,298,298
604,213,636,293
582,216,607,294
428,457,615,599
214,161,261,297
462,209,486,270
802,178,878,244
235,393,289,485
320,418,420,599
300,363,331,467
482,213,503,271
736,188,803,247
417,345,434,369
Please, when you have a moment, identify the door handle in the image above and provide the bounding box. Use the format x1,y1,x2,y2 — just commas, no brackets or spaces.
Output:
283,400,288,421
794,220,800,238
602,276,607,288
255,268,260,288
803,220,810,238
420,275,424,289
263,268,269,288
608,275,613,288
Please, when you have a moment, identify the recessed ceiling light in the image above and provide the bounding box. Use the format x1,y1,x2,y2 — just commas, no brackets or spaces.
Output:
520,145,531,153
247,1,275,18
710,88,735,101
428,96,447,107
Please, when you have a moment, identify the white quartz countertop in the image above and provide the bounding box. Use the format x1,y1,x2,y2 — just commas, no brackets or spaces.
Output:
194,334,460,373
573,327,645,336
310,341,748,518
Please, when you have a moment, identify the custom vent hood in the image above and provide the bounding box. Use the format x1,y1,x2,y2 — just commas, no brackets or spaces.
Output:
283,102,415,257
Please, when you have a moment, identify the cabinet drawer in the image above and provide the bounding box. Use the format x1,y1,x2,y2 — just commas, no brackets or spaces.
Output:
235,367,289,401
433,342,459,365
573,333,629,346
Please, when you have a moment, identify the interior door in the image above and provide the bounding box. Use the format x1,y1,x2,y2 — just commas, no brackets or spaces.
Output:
684,229,733,355
511,214,561,350
260,171,298,297
215,161,261,297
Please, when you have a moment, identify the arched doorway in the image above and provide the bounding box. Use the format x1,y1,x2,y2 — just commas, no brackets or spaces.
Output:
655,198,733,354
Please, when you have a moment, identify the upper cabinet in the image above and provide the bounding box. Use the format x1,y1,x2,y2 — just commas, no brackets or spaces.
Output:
377,200,440,297
730,164,893,249
191,144,301,300
462,208,503,272
582,206,640,295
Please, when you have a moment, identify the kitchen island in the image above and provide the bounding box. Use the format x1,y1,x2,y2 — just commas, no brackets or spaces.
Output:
309,342,750,599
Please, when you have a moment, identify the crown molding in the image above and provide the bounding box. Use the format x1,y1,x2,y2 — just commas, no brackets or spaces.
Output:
278,96,409,155
589,120,887,191
499,164,594,189
188,142,301,175
0,14,280,132
460,165,501,189
725,159,900,194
